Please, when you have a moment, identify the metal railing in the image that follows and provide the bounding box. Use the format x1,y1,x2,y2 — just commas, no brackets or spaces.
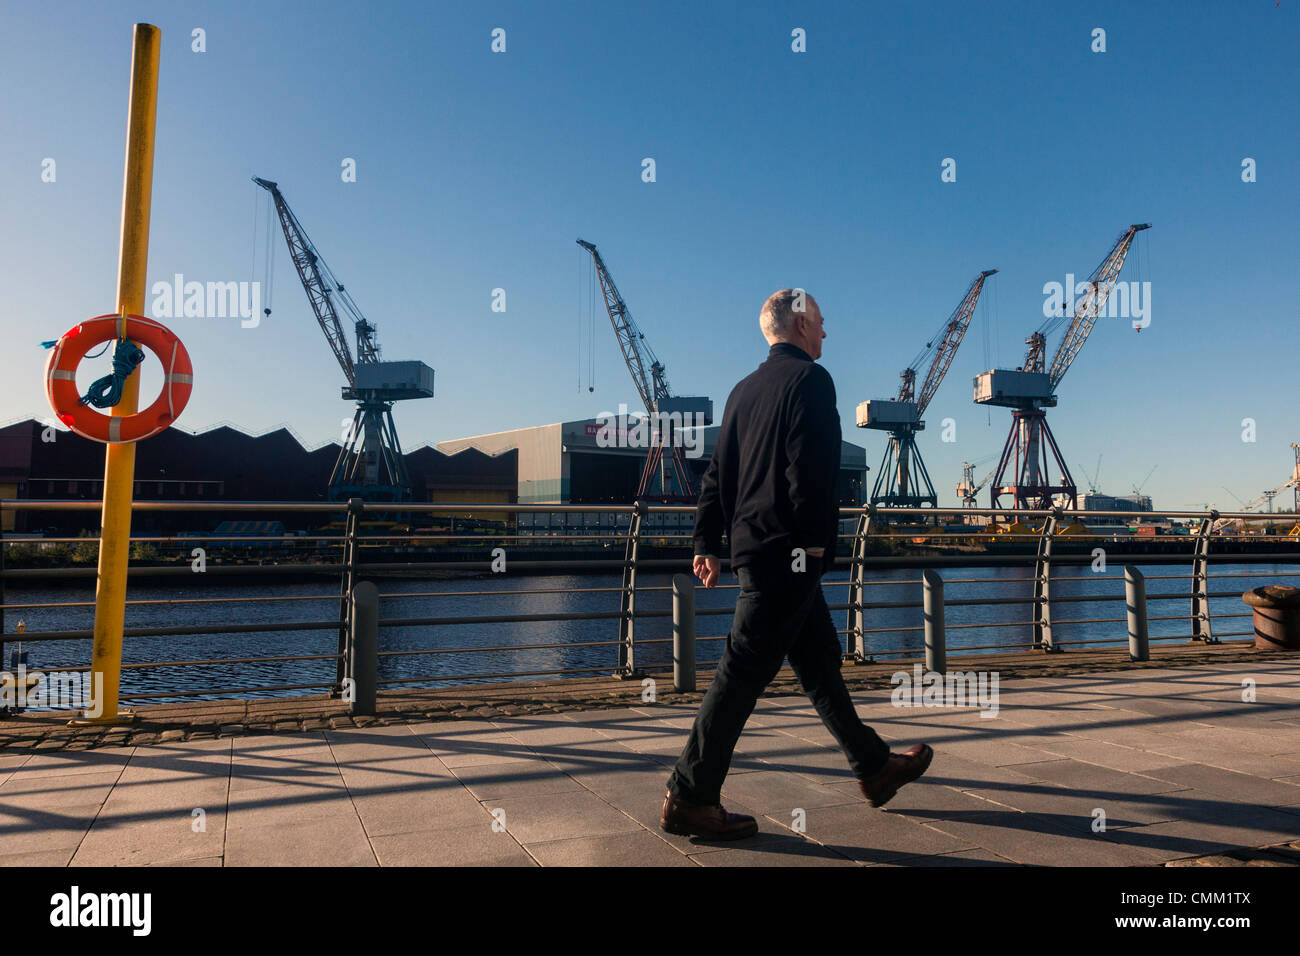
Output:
1,498,1295,708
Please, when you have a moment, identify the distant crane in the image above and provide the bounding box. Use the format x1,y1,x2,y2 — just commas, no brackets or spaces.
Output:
1078,454,1103,495
976,224,1149,510
255,178,434,501
1293,443,1300,512
1227,486,1294,515
1221,486,1248,509
577,240,712,501
857,270,997,507
1132,465,1157,496
957,455,998,508
1218,451,1300,526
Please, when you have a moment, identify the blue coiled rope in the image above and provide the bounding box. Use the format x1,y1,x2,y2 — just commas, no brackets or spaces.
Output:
78,338,146,408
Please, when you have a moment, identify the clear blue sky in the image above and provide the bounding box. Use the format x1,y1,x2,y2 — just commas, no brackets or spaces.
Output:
2,1,1296,509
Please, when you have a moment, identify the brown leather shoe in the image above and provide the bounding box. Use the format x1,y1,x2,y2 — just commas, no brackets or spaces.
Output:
660,791,759,840
857,743,934,808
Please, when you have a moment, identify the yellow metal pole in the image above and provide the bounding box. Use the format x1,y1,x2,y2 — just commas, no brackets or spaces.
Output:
71,23,160,726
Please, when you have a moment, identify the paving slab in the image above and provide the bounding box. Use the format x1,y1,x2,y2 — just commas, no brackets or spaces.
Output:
349,786,492,837
719,768,862,816
90,774,229,818
525,829,697,866
8,748,135,776
449,759,586,802
224,813,376,866
0,768,123,808
370,823,536,867
72,808,226,867
0,754,33,772
226,782,356,829
1115,736,1300,777
0,802,105,854
1105,806,1300,862
1134,763,1300,807
870,848,1017,866
1019,735,1187,773
0,847,78,867
150,856,222,866
922,752,1052,791
786,801,978,864
1164,723,1300,756
483,789,642,845
561,761,675,799
916,806,1172,867
1008,757,1187,796
688,833,859,866
963,783,1197,828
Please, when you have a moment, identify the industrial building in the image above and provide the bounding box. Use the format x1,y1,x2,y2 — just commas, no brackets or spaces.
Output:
438,417,869,536
1075,491,1154,529
0,412,867,540
0,419,515,535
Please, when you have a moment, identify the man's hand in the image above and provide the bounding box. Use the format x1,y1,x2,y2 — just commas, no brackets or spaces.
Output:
693,554,721,589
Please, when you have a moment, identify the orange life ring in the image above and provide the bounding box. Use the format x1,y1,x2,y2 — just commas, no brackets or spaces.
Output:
45,313,193,443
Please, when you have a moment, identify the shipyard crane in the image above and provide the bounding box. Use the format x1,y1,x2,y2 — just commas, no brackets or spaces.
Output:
976,223,1149,510
1213,476,1300,534
254,178,434,501
1293,443,1300,513
1222,478,1300,516
957,456,998,508
857,270,997,508
576,240,712,501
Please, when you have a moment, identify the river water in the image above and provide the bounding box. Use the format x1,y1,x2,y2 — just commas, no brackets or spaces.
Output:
4,562,1294,705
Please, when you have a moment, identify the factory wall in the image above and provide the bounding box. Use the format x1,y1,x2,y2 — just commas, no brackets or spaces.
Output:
0,419,518,535
438,423,565,503
440,418,869,509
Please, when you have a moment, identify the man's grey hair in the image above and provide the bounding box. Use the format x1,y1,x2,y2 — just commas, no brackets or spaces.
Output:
760,288,808,339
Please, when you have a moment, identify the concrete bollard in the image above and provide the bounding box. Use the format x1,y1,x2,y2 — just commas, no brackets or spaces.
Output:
672,573,696,692
923,569,946,673
350,582,379,715
1125,566,1149,661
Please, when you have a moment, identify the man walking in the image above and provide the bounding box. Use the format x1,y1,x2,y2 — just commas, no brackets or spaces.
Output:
660,289,933,840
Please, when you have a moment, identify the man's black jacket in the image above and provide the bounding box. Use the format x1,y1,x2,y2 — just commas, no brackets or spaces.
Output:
692,342,841,575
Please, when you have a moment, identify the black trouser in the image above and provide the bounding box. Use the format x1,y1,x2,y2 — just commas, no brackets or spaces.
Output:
667,560,891,806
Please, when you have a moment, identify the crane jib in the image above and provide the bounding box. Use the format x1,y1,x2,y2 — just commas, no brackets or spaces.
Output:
1047,224,1148,388
912,269,996,418
254,177,359,387
577,238,703,499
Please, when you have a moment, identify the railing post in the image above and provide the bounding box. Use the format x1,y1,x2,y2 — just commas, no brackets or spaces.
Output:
349,581,378,716
1125,565,1149,661
615,499,646,679
923,568,946,673
844,504,875,664
672,573,696,692
1190,510,1218,643
335,497,364,696
1033,506,1061,652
